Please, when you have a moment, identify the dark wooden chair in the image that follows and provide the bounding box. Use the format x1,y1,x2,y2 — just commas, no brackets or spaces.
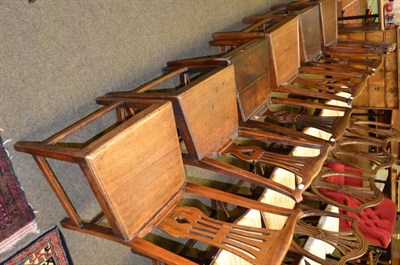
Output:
14,98,306,265
165,37,352,144
100,66,332,202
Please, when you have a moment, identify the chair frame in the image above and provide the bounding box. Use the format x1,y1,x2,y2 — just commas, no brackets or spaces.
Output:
101,66,332,202
15,98,305,265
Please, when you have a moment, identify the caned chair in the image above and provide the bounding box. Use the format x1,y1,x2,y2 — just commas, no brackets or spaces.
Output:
14,98,306,265
165,37,351,144
100,66,332,202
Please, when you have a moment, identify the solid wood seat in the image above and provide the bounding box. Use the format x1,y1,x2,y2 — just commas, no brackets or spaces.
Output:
101,66,332,202
243,4,380,82
14,98,305,265
209,14,370,100
268,0,396,57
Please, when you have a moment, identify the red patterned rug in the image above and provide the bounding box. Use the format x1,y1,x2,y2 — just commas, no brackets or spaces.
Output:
0,135,37,254
2,225,73,265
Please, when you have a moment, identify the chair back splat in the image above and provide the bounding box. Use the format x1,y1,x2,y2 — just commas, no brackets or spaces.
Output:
15,98,304,264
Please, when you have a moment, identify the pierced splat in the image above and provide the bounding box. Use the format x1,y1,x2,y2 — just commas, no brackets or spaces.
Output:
346,119,400,143
15,97,307,264
311,170,384,214
291,76,366,99
332,139,396,173
158,206,297,264
291,216,368,265
264,110,352,141
222,144,325,190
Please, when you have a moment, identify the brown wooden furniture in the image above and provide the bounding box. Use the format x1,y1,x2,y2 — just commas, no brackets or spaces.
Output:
14,98,308,265
166,37,351,144
210,15,370,100
243,3,381,82
310,167,384,214
332,117,400,173
289,209,368,265
212,16,356,142
269,0,396,58
339,24,399,109
100,66,332,203
332,137,396,174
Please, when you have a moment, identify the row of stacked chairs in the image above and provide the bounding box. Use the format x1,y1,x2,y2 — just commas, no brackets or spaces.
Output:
14,0,399,264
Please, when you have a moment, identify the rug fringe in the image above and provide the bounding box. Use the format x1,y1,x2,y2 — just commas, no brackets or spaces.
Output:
0,221,39,255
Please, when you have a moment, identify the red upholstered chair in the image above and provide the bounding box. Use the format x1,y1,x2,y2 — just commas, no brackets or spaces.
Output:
340,197,396,249
314,162,396,249
311,162,384,214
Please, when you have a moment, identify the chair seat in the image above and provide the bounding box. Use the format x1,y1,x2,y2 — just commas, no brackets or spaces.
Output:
340,197,396,248
321,162,396,248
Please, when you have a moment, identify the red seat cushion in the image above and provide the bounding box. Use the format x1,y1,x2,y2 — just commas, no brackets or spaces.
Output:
340,197,396,248
321,162,396,248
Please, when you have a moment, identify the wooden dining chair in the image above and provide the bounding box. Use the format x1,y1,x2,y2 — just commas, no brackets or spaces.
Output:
242,4,381,82
346,118,400,143
289,208,368,265
268,0,396,57
210,205,368,265
14,98,306,265
165,37,352,144
332,137,396,174
100,66,332,203
309,162,384,214
210,13,371,98
331,117,400,174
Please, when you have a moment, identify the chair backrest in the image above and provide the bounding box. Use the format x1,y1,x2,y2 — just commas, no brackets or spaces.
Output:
15,100,186,241
99,66,239,160
224,39,271,121
266,16,301,87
